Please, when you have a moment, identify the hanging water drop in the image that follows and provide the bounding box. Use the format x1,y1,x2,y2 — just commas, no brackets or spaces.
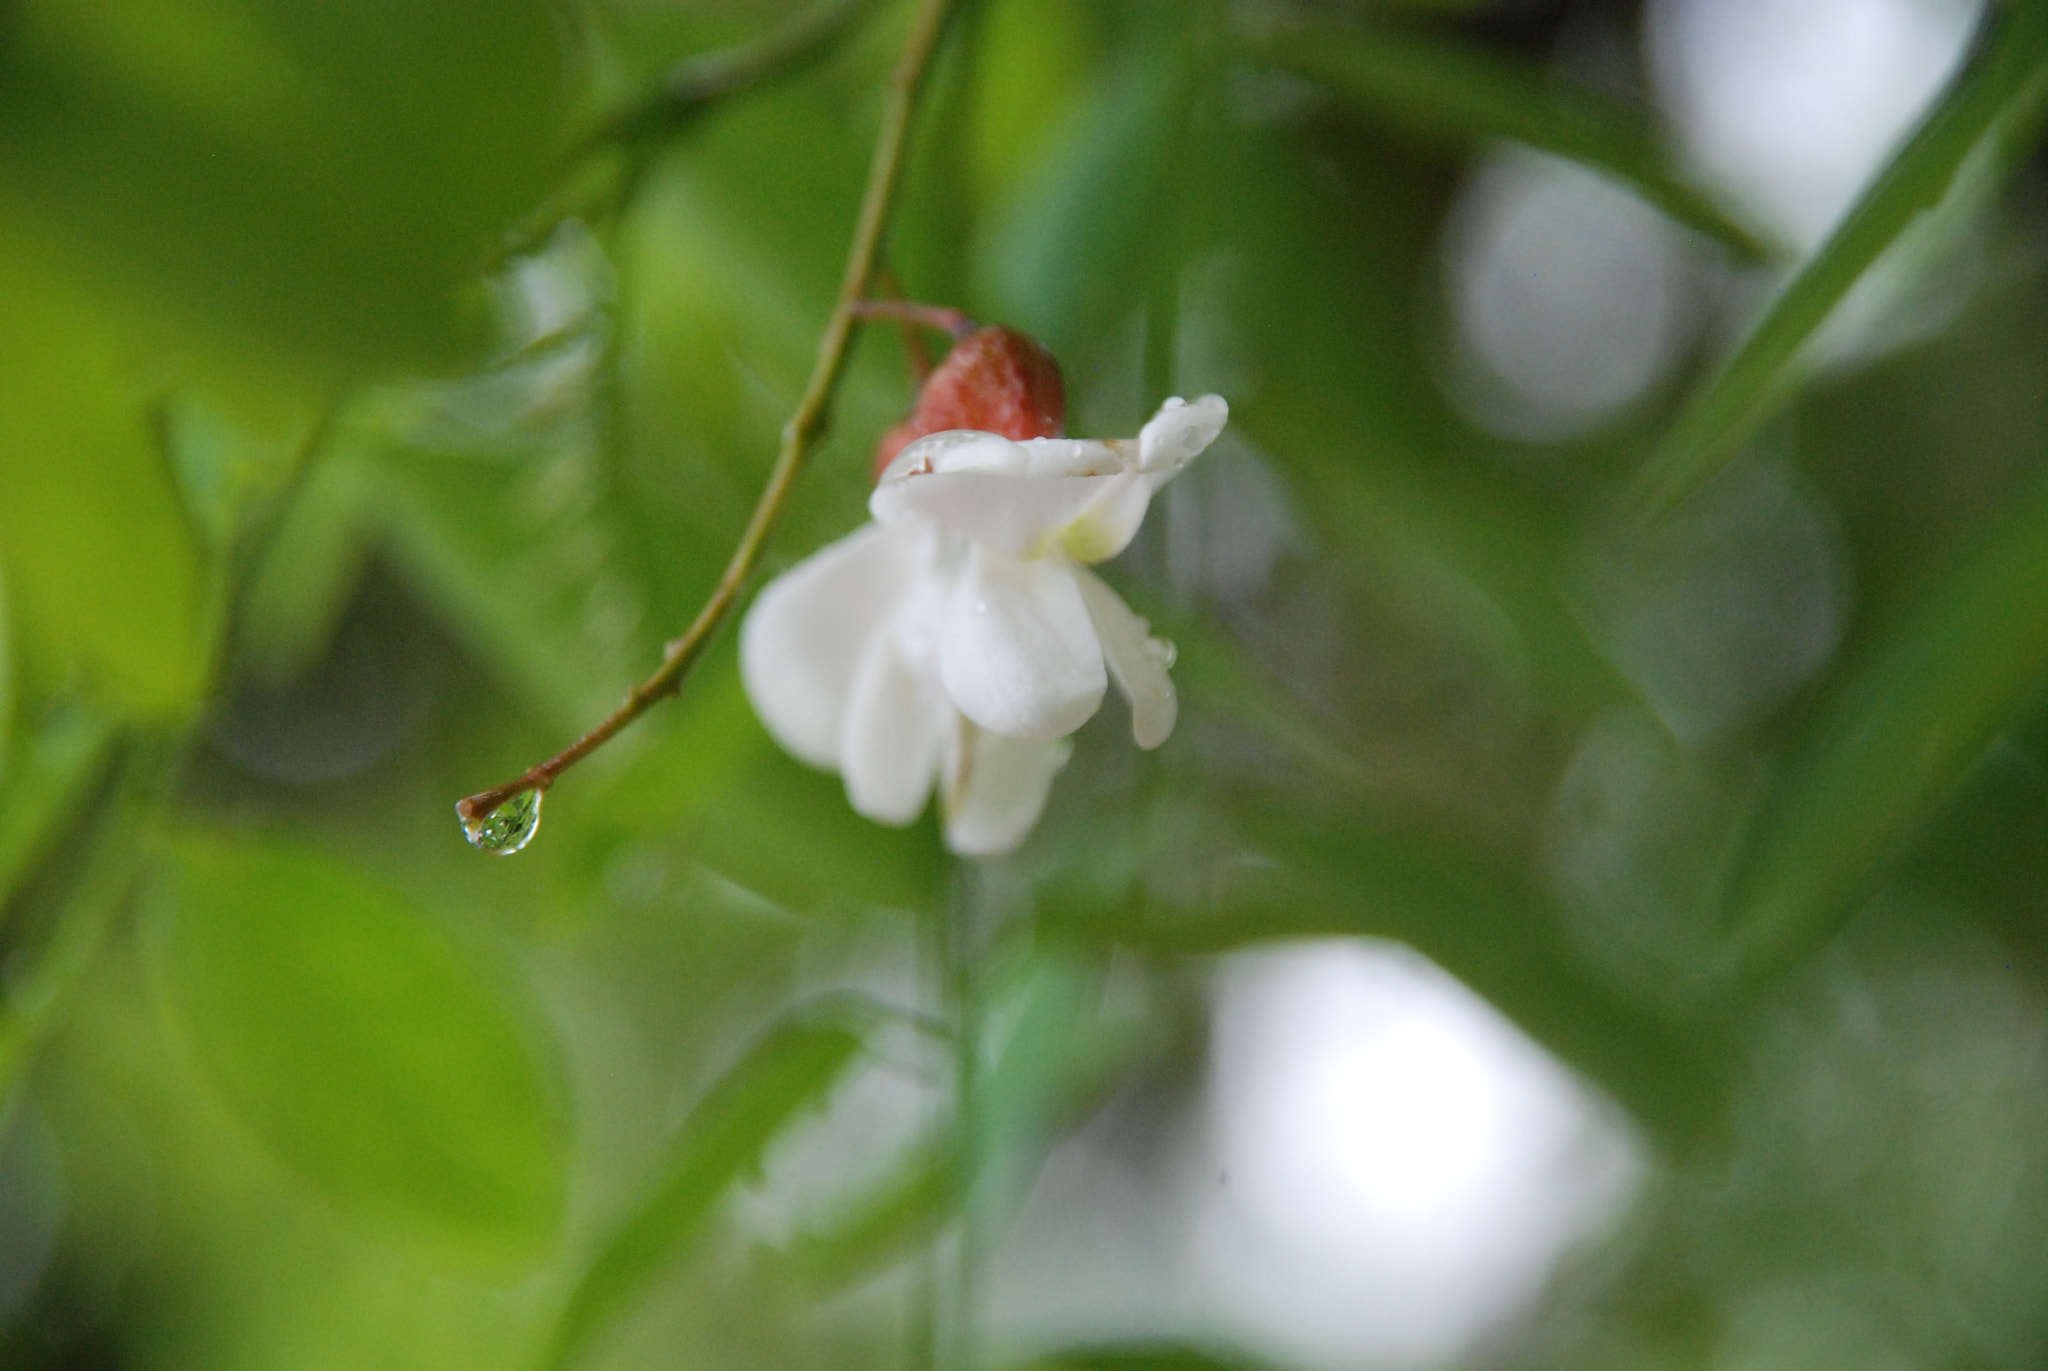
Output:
459,788,543,855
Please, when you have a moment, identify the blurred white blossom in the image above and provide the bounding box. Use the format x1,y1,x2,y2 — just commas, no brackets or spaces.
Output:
741,395,1228,855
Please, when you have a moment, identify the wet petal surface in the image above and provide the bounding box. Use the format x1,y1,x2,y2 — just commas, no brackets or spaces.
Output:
840,624,943,825
740,524,922,769
940,544,1105,739
943,725,1068,856
1075,567,1177,749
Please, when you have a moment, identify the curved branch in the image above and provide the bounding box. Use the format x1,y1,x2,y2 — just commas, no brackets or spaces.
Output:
459,0,961,834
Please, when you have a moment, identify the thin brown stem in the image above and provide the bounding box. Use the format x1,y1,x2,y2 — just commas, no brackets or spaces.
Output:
867,269,950,380
850,297,979,342
459,0,961,832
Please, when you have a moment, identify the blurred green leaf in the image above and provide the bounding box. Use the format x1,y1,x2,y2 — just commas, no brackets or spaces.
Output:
233,448,374,687
0,708,118,916
1247,803,1730,1145
541,1013,864,1371
781,1134,960,1288
375,443,642,730
0,0,566,369
1042,782,1729,1147
978,3,1198,359
0,731,175,1107
618,77,873,514
1023,1345,1277,1371
1718,469,2048,989
161,372,336,557
960,0,1102,217
0,260,209,718
1632,2,2048,520
782,952,1147,1292
1906,738,2048,966
645,653,948,918
152,833,568,1261
1184,102,1614,709
970,951,1124,1218
0,566,11,783
1257,19,1774,262
686,737,952,917
588,0,879,151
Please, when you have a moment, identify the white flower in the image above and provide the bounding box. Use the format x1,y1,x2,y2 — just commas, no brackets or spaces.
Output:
740,394,1229,856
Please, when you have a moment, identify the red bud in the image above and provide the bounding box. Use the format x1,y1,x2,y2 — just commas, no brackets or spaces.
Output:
875,324,1066,481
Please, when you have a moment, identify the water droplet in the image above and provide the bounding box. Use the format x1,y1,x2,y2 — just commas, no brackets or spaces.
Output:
460,789,543,855
1144,636,1178,670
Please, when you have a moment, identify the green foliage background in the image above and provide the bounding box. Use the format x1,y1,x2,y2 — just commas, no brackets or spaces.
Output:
2,0,2047,1367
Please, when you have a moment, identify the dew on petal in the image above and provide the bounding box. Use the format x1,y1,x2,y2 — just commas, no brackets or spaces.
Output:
459,789,543,855
1145,637,1178,670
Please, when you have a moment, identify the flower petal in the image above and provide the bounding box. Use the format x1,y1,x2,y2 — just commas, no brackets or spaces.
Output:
839,624,942,825
873,471,1120,557
941,544,1105,739
1074,567,1177,748
942,724,1069,856
890,430,1120,481
739,523,923,770
1060,470,1154,564
1137,395,1229,474
972,437,1121,479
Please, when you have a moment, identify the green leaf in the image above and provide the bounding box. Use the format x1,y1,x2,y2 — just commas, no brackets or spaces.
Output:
0,0,566,369
1256,20,1774,263
234,448,374,687
1906,739,2048,950
541,1014,864,1371
0,564,11,785
1043,786,1730,1148
959,0,1103,215
687,738,952,918
779,1136,960,1289
779,953,1146,1293
1718,471,2048,989
970,952,1121,1219
555,637,946,918
977,4,1200,359
0,259,210,718
1024,1346,1279,1371
151,834,568,1261
1632,3,2048,520
375,443,641,731
585,0,880,151
0,707,118,916
0,733,174,1090
1255,807,1731,1144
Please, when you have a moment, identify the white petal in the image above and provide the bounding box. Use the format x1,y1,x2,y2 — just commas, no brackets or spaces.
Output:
901,430,1119,479
1074,567,1177,749
942,723,1069,856
739,523,923,770
1137,394,1229,474
940,544,1105,739
839,624,942,824
988,438,1123,479
884,431,1124,487
873,471,1120,557
879,429,1006,483
1059,469,1155,564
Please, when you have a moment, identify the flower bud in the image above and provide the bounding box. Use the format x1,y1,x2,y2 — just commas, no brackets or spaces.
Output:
875,324,1066,480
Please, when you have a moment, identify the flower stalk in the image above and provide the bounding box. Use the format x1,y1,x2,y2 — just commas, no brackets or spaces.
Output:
458,0,962,837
